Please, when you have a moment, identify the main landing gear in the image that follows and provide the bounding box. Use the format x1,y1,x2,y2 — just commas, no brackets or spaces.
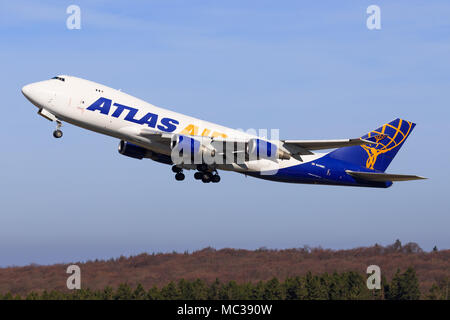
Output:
53,121,63,139
172,165,185,181
194,166,221,183
172,165,221,183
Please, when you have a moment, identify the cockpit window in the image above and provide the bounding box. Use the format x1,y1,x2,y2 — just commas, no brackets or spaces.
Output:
51,76,65,82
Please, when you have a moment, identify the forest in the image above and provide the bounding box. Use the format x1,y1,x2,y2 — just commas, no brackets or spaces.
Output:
0,240,448,299
0,268,448,300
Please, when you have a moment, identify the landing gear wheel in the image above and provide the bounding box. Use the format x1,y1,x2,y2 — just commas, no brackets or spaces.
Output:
201,172,212,183
211,175,221,183
194,172,203,180
53,129,63,138
172,165,182,173
197,164,208,172
175,172,185,181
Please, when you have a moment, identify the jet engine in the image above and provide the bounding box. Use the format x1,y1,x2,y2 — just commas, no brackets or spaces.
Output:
118,140,152,159
246,138,290,160
170,135,216,165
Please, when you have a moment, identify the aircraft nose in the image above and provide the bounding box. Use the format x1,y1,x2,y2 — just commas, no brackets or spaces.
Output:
21,84,34,99
21,82,52,108
21,83,41,107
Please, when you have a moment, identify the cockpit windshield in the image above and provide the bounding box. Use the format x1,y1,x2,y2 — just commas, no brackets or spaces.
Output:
51,76,65,82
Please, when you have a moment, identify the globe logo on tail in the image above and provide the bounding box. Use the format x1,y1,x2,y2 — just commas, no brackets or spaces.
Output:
361,119,413,170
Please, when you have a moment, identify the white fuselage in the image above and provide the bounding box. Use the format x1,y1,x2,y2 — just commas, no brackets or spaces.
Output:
22,75,321,175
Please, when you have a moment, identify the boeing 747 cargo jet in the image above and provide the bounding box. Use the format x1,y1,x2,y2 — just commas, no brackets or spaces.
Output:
22,75,425,187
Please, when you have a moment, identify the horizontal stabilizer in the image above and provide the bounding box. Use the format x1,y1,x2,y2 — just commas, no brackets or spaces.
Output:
345,170,427,182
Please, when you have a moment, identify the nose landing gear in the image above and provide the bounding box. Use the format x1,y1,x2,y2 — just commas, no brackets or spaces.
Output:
53,121,63,139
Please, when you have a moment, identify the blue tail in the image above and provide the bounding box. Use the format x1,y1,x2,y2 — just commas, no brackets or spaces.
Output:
328,118,416,172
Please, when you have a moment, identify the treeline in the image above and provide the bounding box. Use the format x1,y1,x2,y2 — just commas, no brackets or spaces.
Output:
0,268,448,300
2,241,448,296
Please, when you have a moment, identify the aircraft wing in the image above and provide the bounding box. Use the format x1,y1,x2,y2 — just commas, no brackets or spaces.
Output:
136,129,375,160
281,138,374,155
139,128,174,142
283,138,373,150
345,170,427,182
139,128,246,145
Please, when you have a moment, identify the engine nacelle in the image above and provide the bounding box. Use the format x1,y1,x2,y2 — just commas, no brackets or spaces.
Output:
171,135,216,165
171,135,201,155
246,138,290,160
118,140,152,159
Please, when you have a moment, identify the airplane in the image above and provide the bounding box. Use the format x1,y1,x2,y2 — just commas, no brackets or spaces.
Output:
21,75,426,187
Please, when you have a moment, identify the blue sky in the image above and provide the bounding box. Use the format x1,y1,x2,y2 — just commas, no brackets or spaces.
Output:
0,1,449,266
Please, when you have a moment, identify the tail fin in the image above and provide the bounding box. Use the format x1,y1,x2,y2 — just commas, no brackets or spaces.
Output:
329,118,416,172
